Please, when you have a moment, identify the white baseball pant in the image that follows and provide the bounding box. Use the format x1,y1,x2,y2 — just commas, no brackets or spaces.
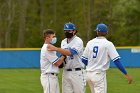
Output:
40,74,60,93
62,69,86,93
86,71,107,93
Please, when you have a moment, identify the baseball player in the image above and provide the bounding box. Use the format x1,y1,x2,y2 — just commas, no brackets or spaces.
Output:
81,23,132,93
47,22,86,93
40,29,65,93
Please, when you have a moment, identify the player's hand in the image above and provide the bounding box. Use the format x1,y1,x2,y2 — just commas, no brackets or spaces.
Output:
125,74,132,84
47,44,57,51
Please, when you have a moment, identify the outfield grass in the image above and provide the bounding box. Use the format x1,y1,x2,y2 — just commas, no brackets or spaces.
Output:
0,68,139,93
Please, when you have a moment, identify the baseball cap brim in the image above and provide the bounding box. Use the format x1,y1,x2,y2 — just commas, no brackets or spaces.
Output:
64,29,74,30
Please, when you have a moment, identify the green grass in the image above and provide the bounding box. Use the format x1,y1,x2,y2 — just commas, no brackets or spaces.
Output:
0,68,139,93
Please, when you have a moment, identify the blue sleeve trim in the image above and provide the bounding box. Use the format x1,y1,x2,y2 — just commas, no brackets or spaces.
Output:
114,59,127,75
82,56,88,60
81,56,88,66
82,58,88,66
69,48,78,55
112,56,121,61
52,57,59,64
56,52,62,58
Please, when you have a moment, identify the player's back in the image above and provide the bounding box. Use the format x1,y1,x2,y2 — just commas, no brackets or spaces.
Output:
86,37,112,72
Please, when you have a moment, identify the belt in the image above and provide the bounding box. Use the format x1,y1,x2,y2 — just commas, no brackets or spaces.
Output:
46,73,58,76
66,68,82,71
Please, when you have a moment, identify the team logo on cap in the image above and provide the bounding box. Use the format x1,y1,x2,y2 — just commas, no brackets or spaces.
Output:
66,25,69,28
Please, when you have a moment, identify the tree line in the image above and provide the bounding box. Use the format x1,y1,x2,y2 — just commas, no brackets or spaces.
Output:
0,0,139,48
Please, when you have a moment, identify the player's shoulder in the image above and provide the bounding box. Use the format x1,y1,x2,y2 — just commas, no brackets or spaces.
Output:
61,38,67,43
41,44,48,54
74,35,83,42
87,38,96,44
106,39,114,44
62,38,66,41
41,44,48,49
105,39,115,47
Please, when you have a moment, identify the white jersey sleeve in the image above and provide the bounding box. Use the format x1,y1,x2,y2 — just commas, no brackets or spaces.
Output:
70,39,83,55
46,51,59,64
107,42,120,61
82,42,90,60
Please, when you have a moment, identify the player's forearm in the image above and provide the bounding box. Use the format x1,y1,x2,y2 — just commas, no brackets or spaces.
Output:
125,74,132,84
114,59,127,75
54,56,65,66
114,59,132,84
56,48,71,56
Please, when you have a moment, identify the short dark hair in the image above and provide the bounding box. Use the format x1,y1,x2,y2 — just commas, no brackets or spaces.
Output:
43,29,55,38
97,31,107,36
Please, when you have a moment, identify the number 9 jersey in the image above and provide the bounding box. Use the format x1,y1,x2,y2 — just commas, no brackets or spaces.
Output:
82,37,120,72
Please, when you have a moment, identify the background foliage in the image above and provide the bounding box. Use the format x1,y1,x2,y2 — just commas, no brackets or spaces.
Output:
0,0,139,48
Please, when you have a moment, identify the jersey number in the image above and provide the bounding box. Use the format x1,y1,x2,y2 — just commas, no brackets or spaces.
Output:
93,46,98,58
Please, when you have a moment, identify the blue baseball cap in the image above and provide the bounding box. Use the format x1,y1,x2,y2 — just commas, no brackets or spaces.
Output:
64,22,76,30
96,23,108,32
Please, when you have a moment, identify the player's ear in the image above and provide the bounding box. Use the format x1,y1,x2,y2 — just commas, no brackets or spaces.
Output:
96,31,99,36
106,32,108,35
45,36,51,40
44,36,47,41
73,30,77,35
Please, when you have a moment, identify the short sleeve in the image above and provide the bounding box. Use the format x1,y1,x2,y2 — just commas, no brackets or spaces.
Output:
82,42,89,60
46,51,59,64
70,39,83,54
107,42,120,61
